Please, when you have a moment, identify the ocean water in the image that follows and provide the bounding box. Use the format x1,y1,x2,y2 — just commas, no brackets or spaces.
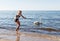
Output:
0,10,60,35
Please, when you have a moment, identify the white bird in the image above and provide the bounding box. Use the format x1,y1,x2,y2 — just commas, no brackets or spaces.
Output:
33,21,42,25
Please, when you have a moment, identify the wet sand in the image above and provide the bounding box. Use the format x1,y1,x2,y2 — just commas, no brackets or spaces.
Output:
0,29,60,41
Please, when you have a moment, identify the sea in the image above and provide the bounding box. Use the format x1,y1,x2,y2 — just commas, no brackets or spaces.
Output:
0,10,60,35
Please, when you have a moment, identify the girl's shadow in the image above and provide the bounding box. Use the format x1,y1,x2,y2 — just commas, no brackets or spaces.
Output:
16,30,20,41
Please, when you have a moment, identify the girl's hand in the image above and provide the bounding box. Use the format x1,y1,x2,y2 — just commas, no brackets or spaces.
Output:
24,17,27,19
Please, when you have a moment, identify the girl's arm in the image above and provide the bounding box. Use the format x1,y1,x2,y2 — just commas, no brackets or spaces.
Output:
21,14,26,19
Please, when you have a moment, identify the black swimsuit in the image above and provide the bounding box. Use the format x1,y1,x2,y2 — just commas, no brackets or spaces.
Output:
15,15,20,22
15,19,18,22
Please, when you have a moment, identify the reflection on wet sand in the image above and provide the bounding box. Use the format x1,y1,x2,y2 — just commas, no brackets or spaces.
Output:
16,30,20,41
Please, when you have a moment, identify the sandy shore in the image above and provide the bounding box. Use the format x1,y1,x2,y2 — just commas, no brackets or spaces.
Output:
0,29,60,41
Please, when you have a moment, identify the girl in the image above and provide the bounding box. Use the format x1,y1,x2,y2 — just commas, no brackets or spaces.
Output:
14,10,26,31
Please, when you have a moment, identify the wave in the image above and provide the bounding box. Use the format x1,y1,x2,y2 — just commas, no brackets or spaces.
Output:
42,18,60,21
0,26,60,35
19,27,60,32
0,26,60,32
39,28,60,32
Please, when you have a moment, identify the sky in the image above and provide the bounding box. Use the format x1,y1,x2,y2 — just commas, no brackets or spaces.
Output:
0,0,60,10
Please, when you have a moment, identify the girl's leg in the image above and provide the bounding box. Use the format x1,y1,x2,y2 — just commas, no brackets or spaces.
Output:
16,20,20,31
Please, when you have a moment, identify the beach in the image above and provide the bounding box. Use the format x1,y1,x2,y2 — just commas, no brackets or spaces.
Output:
0,11,60,35
0,29,60,41
0,11,60,41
